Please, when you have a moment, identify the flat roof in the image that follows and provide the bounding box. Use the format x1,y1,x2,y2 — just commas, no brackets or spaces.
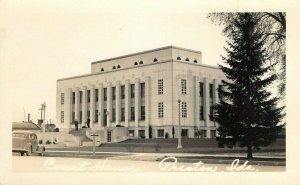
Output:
91,46,202,64
57,60,220,82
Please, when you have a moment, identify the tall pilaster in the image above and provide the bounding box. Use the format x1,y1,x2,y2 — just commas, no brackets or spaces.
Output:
125,80,130,127
116,81,121,126
90,86,95,128
107,83,112,127
204,78,211,138
134,78,140,136
194,76,200,128
82,86,87,127
145,76,151,138
75,87,80,122
98,83,103,127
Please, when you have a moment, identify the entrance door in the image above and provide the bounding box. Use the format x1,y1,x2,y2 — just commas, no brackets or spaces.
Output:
107,130,112,142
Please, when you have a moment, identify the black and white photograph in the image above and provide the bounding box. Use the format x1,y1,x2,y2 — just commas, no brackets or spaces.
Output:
0,1,299,185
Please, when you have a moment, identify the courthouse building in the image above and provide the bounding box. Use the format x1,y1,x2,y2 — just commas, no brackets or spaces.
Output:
56,46,225,141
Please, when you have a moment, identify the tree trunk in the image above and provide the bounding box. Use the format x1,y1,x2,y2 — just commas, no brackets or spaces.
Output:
247,145,253,159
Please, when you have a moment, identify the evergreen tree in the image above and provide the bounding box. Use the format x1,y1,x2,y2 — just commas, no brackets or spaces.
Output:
214,13,284,158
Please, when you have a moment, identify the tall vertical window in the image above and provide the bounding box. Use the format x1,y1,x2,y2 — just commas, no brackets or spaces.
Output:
158,79,163,94
158,102,164,118
130,107,135,120
130,84,135,98
95,110,98,122
199,82,204,97
209,84,213,98
79,111,82,123
181,79,187,94
112,108,116,122
72,112,75,122
61,111,64,123
121,85,125,99
121,108,125,121
140,83,145,97
80,91,82,104
95,89,99,102
72,92,75,104
218,85,223,99
87,90,90,103
181,102,187,117
112,87,116,100
209,106,214,120
141,106,145,120
61,93,64,105
103,88,107,101
200,106,204,120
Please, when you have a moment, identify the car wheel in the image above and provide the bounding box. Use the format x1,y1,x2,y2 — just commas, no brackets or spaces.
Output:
20,152,24,156
26,146,32,156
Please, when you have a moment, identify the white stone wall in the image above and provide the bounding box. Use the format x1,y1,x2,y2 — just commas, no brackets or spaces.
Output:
56,46,225,138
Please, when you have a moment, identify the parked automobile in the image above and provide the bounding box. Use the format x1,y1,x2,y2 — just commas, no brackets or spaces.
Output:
12,131,45,156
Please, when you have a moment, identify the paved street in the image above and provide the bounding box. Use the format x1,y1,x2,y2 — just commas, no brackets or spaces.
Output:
12,155,285,172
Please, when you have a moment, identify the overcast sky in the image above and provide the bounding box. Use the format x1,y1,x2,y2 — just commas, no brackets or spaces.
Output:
0,1,298,124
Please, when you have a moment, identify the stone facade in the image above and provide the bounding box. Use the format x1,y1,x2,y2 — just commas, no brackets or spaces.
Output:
56,46,225,140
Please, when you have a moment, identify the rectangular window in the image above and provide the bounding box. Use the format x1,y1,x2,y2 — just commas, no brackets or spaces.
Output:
112,108,116,122
95,89,99,102
80,91,82,104
209,84,213,98
158,129,164,137
211,130,216,138
200,106,204,120
79,111,82,123
218,85,223,99
201,130,207,138
72,92,75,104
140,83,145,97
103,88,107,101
138,130,145,138
121,108,125,121
181,79,187,94
61,111,64,123
121,85,125,99
182,129,188,138
61,93,65,105
130,84,135,98
210,106,214,120
141,106,145,120
158,79,163,94
181,102,187,118
130,107,135,120
129,130,135,137
158,102,164,118
87,90,90,103
112,87,116,100
200,82,204,97
95,110,98,122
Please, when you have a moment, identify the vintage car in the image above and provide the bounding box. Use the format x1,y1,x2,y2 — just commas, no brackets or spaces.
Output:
12,131,45,156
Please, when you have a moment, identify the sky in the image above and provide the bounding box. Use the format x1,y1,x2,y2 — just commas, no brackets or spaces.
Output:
0,0,298,124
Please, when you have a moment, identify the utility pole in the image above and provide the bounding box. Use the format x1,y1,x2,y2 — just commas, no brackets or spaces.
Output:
39,102,46,146
177,99,182,149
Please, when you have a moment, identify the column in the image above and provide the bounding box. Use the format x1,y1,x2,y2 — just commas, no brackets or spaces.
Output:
67,88,73,128
107,83,112,127
204,78,211,138
75,87,80,122
82,86,87,127
194,76,200,129
213,79,219,105
98,83,103,127
134,78,140,136
125,80,130,127
145,76,151,139
116,81,121,126
90,86,95,128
